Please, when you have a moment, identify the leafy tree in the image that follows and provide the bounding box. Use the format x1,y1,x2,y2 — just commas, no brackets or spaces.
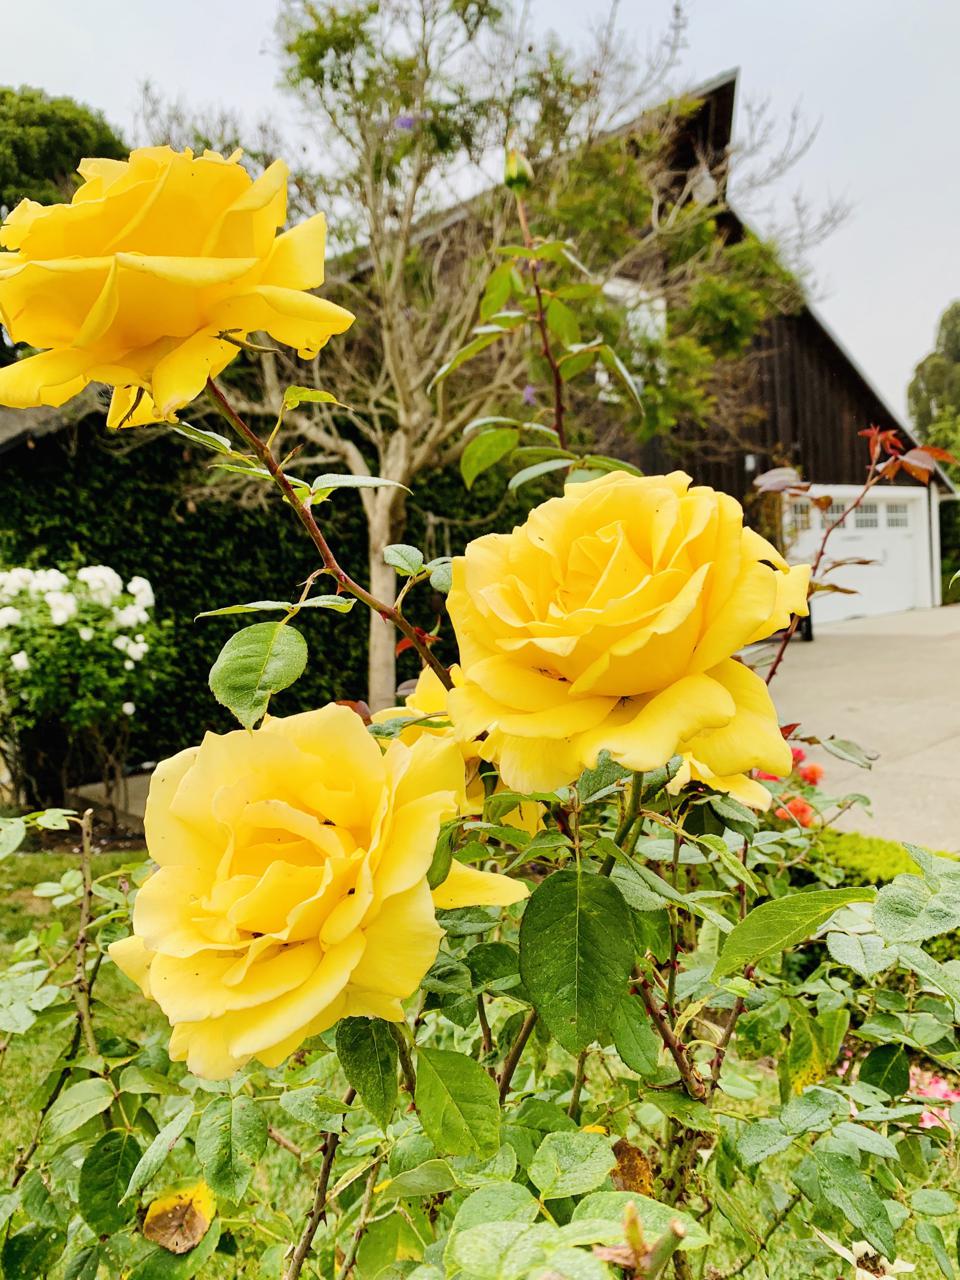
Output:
909,299,960,451
0,85,125,209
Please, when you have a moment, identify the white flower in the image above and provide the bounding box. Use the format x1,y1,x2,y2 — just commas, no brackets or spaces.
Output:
45,590,77,625
78,565,124,606
121,701,136,716
112,603,149,629
815,1231,915,1277
126,575,155,607
126,641,148,662
29,568,68,595
124,659,134,671
0,606,22,628
113,635,130,654
10,650,29,672
78,626,94,642
0,568,33,600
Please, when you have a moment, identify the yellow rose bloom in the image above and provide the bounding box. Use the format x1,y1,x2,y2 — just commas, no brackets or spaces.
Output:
446,471,810,794
0,146,353,427
372,667,543,835
108,704,525,1079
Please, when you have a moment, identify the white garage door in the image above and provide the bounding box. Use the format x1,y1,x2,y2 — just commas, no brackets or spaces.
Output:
784,485,936,624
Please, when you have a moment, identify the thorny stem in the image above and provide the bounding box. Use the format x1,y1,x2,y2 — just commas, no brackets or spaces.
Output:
283,1087,357,1280
765,461,881,687
390,1022,417,1095
567,1049,588,1119
515,196,567,450
206,378,451,692
499,1009,537,1102
74,809,99,1058
477,994,494,1073
635,978,707,1101
335,1157,384,1280
268,1126,303,1159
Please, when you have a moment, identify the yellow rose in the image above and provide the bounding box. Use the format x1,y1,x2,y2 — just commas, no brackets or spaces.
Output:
0,146,353,427
108,704,525,1079
372,667,544,835
446,471,810,794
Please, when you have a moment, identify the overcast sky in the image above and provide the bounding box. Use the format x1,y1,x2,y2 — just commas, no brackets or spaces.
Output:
2,0,957,418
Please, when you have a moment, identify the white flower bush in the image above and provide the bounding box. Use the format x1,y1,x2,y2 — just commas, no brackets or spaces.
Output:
0,564,172,806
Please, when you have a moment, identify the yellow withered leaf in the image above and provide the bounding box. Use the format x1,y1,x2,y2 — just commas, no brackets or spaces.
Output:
143,1181,216,1255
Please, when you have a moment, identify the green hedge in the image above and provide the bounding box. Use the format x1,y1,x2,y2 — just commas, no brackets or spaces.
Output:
0,421,534,765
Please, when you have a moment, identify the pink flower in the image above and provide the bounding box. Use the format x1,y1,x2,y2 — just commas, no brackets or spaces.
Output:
791,746,807,765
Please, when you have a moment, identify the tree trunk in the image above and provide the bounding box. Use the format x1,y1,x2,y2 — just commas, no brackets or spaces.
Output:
366,503,399,710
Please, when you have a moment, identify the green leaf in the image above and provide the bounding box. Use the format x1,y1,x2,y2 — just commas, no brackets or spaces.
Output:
172,422,235,454
780,1087,844,1135
911,1189,956,1217
428,557,453,594
380,1159,459,1199
127,1220,221,1280
571,1192,710,1251
195,1095,267,1202
310,473,409,500
832,1122,898,1159
916,1221,955,1279
335,1018,399,1131
44,1077,115,1141
545,297,581,347
612,994,660,1077
460,427,519,489
519,870,635,1054
383,544,424,576
197,596,354,618
2,1227,66,1279
528,1131,615,1199
79,1129,142,1233
737,1121,798,1172
898,943,960,1007
282,385,340,411
597,344,644,412
451,1182,540,1234
858,1044,910,1098
647,1090,718,1133
0,817,27,859
277,1087,350,1132
826,931,897,979
812,1150,895,1258
208,621,308,728
820,736,877,768
875,876,960,943
713,888,876,978
698,833,762,896
508,457,575,491
123,1101,194,1202
64,1244,102,1280
414,1047,500,1159
430,330,511,388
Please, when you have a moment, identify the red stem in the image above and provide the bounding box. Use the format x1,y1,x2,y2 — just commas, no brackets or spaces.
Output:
206,378,451,691
765,461,881,687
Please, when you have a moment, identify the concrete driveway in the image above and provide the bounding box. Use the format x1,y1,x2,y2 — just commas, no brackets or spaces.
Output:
760,606,960,850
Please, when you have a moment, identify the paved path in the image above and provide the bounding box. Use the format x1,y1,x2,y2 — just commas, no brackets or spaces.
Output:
759,606,960,850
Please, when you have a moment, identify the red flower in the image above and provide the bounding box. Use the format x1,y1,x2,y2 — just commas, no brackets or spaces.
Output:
775,796,814,828
756,770,780,781
790,746,806,765
799,763,824,785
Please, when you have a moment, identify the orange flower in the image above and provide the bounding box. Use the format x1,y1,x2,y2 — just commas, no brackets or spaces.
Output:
775,796,814,828
799,763,824,786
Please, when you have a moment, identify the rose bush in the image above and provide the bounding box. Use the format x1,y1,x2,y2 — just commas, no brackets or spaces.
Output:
446,469,810,792
109,703,525,1077
2,135,956,1280
0,145,353,426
